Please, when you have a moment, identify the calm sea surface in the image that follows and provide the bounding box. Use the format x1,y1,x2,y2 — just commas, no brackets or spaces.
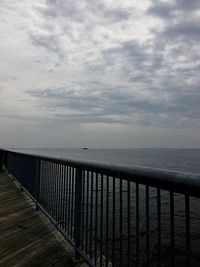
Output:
15,148,200,174
13,148,200,266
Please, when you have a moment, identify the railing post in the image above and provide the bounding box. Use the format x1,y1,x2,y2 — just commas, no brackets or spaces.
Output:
4,151,8,170
74,167,83,259
35,158,41,210
0,149,2,171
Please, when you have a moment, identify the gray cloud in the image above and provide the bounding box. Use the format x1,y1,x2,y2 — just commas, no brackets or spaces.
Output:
27,81,200,128
163,19,200,41
102,41,147,66
176,0,200,11
148,2,175,19
101,40,165,81
29,32,63,58
149,0,200,17
27,0,200,128
38,0,132,23
29,0,134,60
148,0,200,42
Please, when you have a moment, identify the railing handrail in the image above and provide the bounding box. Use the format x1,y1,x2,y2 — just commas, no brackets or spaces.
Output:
1,148,200,197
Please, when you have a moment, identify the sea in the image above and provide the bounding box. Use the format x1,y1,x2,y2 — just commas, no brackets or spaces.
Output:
15,148,200,174
13,148,200,266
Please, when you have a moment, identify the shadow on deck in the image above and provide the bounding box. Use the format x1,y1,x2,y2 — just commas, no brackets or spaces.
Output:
0,171,81,267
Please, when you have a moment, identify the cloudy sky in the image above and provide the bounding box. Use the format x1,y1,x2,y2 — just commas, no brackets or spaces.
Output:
0,0,200,148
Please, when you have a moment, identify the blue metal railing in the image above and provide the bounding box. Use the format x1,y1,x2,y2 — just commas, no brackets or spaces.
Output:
0,149,200,266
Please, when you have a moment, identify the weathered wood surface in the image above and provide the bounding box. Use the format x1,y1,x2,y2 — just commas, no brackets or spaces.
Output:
0,171,78,267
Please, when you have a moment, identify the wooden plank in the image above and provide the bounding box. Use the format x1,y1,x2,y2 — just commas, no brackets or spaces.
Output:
0,206,34,223
0,222,54,259
17,239,73,267
50,249,75,267
0,171,76,266
0,197,29,206
0,232,63,267
0,213,42,239
0,203,33,217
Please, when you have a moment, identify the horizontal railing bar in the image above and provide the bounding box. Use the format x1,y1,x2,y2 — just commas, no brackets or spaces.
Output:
2,149,200,198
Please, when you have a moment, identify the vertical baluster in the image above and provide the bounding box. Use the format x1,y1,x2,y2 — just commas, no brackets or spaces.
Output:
120,178,123,266
136,182,139,267
127,180,131,267
64,166,69,233
54,163,57,221
55,163,59,222
63,165,67,229
95,173,98,265
106,175,109,267
81,170,85,249
0,150,2,172
58,163,61,222
35,158,41,210
71,168,75,238
52,162,56,218
157,188,161,267
58,164,63,224
74,168,83,260
112,177,116,266
100,174,103,267
146,185,149,267
47,161,50,210
56,163,60,222
170,191,175,267
39,160,43,207
44,161,48,211
85,171,89,255
58,164,63,226
61,164,66,229
68,167,72,236
185,194,190,267
90,172,94,260
54,162,57,220
39,160,43,208
49,162,53,216
52,162,55,218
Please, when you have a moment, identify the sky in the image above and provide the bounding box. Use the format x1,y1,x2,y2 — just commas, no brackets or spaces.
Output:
0,0,200,148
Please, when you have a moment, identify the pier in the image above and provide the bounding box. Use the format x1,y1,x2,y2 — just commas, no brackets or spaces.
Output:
1,149,200,266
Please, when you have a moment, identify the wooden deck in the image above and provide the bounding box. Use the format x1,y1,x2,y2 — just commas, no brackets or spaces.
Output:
0,171,80,267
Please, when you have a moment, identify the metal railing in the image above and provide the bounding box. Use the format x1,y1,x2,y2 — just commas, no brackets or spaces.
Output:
0,149,200,266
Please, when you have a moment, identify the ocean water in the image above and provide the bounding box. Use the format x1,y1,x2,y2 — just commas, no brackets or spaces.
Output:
16,148,200,174
14,148,200,266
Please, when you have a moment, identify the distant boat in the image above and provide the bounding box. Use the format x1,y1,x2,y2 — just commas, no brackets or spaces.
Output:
82,147,89,150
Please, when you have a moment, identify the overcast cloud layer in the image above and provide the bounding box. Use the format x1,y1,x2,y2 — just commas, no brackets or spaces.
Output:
0,0,200,148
